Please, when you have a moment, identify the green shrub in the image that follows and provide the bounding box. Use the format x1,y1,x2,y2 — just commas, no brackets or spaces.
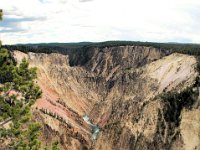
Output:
52,141,60,150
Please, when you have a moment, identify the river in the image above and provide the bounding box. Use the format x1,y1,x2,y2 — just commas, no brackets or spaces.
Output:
83,115,100,140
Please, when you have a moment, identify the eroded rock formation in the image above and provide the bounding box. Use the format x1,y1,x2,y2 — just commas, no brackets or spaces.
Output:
13,46,199,150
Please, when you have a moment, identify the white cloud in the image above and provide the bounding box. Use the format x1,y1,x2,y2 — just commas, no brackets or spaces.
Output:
1,0,200,44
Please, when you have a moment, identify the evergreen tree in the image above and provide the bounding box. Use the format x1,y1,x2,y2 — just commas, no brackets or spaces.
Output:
0,48,42,149
0,9,2,20
0,9,2,46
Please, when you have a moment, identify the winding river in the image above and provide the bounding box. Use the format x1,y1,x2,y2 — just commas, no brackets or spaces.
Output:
83,115,100,140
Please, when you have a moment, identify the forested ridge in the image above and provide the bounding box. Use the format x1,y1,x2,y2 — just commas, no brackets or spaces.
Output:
3,41,200,56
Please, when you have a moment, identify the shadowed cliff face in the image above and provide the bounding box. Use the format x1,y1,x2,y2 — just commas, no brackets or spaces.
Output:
13,46,199,150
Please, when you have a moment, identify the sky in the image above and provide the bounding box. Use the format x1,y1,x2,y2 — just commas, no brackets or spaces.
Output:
1,0,200,44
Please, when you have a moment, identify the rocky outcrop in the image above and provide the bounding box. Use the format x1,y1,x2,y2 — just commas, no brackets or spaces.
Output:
13,46,199,150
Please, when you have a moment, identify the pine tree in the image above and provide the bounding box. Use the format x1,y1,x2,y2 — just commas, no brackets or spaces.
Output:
0,9,2,46
0,48,42,149
0,9,2,20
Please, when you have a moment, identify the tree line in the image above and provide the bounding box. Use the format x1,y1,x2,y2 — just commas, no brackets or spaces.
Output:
3,41,200,56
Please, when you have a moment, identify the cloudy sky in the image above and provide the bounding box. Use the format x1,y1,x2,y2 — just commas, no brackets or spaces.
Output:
1,0,200,44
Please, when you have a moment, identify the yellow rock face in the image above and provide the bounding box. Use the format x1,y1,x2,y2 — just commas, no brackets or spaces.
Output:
180,109,200,150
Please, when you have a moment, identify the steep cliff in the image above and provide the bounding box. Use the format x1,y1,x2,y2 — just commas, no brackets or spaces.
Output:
13,46,199,150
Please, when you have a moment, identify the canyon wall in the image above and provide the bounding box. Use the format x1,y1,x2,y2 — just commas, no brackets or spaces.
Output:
13,46,199,150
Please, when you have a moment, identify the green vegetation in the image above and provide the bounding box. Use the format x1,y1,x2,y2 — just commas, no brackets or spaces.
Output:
52,141,60,150
0,48,42,149
0,48,16,83
160,85,199,126
0,9,2,46
0,9,2,20
3,41,200,56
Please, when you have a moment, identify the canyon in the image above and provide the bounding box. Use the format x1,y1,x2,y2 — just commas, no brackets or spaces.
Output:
13,46,200,150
